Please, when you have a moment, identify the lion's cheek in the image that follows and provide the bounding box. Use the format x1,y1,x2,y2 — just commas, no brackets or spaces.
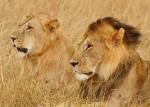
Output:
24,38,35,52
27,38,44,55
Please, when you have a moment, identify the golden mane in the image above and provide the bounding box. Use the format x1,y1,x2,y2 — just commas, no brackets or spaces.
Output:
89,17,141,49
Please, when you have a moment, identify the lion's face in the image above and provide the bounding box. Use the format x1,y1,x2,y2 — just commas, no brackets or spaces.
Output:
11,15,60,57
70,32,105,81
70,18,126,81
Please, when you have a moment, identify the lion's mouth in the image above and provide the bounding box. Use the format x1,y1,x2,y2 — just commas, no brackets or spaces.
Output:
79,72,93,76
17,47,28,53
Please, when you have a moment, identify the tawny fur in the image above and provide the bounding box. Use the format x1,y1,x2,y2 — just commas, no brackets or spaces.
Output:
70,17,150,107
11,14,75,89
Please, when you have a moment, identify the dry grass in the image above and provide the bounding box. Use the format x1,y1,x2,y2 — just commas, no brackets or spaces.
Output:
0,0,150,107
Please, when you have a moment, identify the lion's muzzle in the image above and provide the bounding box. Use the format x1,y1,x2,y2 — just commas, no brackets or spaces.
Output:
10,37,17,47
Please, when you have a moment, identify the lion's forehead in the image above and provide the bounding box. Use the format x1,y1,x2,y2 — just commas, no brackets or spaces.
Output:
77,23,117,49
88,24,117,40
19,18,39,28
83,31,103,43
19,16,35,27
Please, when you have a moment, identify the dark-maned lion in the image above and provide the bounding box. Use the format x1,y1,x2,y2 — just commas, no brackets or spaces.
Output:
70,17,150,107
10,14,74,89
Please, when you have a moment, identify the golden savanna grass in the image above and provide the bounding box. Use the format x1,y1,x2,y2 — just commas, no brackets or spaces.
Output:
0,0,150,107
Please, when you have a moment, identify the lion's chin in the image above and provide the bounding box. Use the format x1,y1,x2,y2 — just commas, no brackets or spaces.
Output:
18,52,27,58
75,73,90,81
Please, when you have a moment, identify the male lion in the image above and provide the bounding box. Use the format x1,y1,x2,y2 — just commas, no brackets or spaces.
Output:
70,17,150,107
10,14,74,89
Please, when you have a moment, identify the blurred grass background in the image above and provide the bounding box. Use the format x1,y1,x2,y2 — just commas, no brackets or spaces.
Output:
0,0,150,106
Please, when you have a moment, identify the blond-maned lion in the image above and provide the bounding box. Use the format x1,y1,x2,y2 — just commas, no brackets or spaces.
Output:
70,17,150,107
10,14,74,89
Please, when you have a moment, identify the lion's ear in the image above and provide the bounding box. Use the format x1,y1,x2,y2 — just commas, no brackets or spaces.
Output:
45,19,60,32
113,28,125,45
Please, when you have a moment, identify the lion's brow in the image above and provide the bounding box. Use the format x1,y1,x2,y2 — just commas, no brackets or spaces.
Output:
77,34,88,49
18,16,35,27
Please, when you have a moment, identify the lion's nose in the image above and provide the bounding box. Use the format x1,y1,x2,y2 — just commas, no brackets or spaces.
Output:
70,59,79,67
10,37,16,42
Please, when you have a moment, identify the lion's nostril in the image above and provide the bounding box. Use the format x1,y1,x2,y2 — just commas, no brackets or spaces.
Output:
13,44,16,47
10,37,16,42
70,60,79,67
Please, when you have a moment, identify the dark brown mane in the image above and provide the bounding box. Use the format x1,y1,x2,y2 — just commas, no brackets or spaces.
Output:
89,17,141,49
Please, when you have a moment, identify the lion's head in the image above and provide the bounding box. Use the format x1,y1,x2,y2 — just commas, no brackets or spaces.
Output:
70,17,141,81
10,14,60,58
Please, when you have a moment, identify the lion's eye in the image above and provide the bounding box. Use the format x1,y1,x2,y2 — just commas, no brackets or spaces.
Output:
26,25,33,31
86,43,93,50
